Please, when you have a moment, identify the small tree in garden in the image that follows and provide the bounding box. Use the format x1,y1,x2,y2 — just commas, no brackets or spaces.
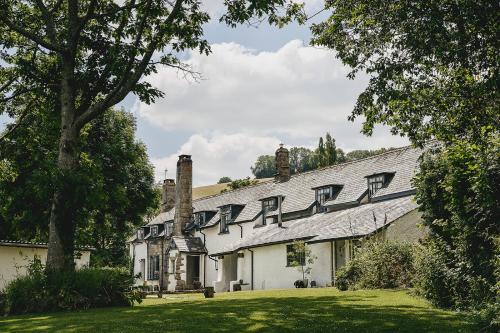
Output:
288,240,317,281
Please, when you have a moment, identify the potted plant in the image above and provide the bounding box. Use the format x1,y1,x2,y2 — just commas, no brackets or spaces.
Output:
288,240,317,288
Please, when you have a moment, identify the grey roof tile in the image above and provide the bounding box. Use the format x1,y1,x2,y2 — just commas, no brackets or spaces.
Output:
172,236,207,253
147,146,422,232
212,196,418,255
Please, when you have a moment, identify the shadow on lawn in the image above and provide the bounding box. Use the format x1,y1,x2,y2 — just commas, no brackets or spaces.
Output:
0,292,473,333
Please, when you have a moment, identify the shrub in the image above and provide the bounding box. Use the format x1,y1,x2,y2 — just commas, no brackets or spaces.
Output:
336,240,415,291
3,258,140,315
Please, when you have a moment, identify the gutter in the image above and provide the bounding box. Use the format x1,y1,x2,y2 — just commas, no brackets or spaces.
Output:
248,249,254,290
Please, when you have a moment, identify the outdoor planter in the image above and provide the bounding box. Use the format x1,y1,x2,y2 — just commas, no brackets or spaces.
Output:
294,279,309,288
203,286,215,298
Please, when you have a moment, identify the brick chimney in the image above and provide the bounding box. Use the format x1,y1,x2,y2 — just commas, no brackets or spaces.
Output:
275,144,290,182
173,155,193,236
161,179,176,212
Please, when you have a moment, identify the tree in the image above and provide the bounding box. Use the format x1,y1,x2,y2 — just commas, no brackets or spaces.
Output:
289,147,316,173
0,0,304,272
0,108,158,267
413,135,499,310
288,240,317,283
316,136,326,167
311,0,499,146
227,177,258,190
217,176,232,184
324,132,337,165
251,155,276,179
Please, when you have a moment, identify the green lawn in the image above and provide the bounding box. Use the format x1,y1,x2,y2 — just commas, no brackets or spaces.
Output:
0,288,473,333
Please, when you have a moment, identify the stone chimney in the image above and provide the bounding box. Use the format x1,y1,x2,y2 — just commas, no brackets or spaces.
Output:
173,155,193,236
275,144,290,182
161,179,176,212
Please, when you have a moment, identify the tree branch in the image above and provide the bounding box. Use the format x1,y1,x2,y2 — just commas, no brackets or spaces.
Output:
0,100,32,142
75,0,186,129
0,15,64,53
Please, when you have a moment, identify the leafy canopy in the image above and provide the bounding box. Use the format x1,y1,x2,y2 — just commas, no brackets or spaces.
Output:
311,0,499,145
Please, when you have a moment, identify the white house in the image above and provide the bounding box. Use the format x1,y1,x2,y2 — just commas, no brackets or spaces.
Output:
128,145,425,292
0,240,91,290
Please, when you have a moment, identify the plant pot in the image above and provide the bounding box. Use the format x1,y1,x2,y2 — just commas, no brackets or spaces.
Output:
203,287,215,298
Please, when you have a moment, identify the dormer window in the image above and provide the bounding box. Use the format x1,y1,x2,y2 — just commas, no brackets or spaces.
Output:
137,229,144,240
193,211,216,228
164,222,173,236
313,185,343,212
220,206,231,234
150,225,158,237
366,172,394,198
262,197,278,213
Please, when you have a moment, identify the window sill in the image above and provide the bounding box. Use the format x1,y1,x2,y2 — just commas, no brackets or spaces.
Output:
218,231,229,235
253,224,266,229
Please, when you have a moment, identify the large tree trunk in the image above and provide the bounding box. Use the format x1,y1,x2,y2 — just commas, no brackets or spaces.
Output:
46,59,79,272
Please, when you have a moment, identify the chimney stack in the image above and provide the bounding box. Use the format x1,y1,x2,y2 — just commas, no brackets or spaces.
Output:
161,179,176,212
275,144,290,182
173,155,193,236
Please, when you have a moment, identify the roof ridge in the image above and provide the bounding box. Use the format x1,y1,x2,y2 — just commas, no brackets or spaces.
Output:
287,144,415,178
192,144,417,203
192,178,274,202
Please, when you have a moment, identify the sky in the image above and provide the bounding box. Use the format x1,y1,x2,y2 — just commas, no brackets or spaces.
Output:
1,1,409,186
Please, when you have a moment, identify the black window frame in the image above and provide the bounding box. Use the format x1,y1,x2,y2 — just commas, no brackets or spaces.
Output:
286,244,305,267
220,206,231,234
367,174,386,198
137,229,144,240
164,222,173,236
150,225,158,237
148,255,160,280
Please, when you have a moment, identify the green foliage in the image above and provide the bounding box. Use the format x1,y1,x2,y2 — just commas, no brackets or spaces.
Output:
227,177,259,190
287,240,317,281
251,155,276,179
217,176,232,184
413,135,499,310
0,109,158,267
251,134,396,178
336,241,415,291
3,258,139,315
311,1,499,145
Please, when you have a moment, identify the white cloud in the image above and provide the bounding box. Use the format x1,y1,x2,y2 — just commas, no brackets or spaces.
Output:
135,39,409,184
152,133,280,186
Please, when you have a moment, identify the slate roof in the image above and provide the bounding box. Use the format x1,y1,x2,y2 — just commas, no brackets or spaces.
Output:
172,237,207,253
0,240,94,251
145,145,422,229
211,195,419,255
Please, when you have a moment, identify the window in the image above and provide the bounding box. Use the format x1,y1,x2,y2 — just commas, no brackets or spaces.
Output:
194,212,206,225
286,244,305,266
262,198,278,212
150,225,158,237
148,255,160,280
137,229,144,240
164,222,173,236
220,206,231,233
316,187,333,205
169,259,175,274
368,174,385,198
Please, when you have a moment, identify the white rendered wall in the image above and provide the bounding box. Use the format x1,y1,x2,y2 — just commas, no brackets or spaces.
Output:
249,242,333,290
130,242,147,286
0,245,91,290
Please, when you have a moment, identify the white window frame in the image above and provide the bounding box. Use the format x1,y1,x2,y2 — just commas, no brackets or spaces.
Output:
368,174,386,198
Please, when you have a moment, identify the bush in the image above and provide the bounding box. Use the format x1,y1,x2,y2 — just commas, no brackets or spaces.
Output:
3,258,140,315
336,240,415,291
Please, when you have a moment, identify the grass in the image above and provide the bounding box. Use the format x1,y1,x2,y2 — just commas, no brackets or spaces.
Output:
0,288,473,333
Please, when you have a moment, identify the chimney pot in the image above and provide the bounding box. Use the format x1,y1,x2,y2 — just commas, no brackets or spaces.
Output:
161,178,176,212
275,144,290,182
173,155,193,235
